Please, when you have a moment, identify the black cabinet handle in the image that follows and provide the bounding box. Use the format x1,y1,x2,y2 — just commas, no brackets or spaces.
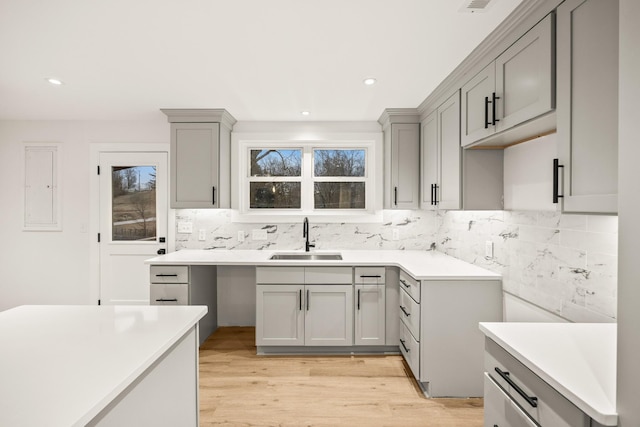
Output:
212,186,216,205
433,184,439,205
357,289,361,310
299,289,302,311
306,289,310,311
156,274,178,277
494,367,538,408
155,298,178,302
360,275,382,278
400,306,411,317
400,339,410,353
484,96,490,129
394,187,398,206
430,184,435,206
492,92,501,126
553,158,565,204
157,249,166,255
399,279,410,288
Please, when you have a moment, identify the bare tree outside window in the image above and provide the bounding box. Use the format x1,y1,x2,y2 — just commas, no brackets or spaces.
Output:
111,166,157,240
249,150,302,209
314,149,366,209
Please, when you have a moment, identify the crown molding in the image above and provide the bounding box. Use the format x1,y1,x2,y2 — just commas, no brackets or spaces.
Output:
160,108,237,129
377,108,421,130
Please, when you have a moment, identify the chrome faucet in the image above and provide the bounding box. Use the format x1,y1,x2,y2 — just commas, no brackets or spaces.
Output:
303,217,315,252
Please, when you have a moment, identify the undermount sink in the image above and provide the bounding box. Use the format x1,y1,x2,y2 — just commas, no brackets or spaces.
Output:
269,253,343,261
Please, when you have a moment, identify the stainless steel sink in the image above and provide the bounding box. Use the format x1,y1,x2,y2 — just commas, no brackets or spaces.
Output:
269,253,343,260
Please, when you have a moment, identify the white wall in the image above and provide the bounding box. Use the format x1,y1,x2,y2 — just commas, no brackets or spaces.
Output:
0,120,168,311
617,0,640,424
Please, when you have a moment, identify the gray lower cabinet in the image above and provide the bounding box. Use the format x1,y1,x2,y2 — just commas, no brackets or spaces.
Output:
556,0,619,214
354,267,386,346
484,338,591,427
161,109,236,209
149,264,217,345
255,267,354,348
398,270,503,397
379,110,421,209
461,13,555,148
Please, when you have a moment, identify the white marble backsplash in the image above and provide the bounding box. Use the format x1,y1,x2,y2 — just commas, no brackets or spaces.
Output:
176,209,618,323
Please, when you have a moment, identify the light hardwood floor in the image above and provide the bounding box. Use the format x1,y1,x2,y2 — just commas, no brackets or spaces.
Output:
199,327,483,426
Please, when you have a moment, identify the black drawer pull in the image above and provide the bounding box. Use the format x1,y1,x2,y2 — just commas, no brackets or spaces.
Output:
399,339,410,353
156,274,178,277
553,158,565,203
494,367,538,408
155,298,178,302
400,306,411,317
360,275,382,278
399,279,410,288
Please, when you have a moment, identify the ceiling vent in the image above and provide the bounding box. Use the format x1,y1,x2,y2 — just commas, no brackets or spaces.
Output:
459,0,495,13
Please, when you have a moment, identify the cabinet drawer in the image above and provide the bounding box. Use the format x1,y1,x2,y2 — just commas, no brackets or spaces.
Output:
484,373,537,427
485,338,590,427
305,267,352,284
399,288,420,340
399,269,420,303
150,283,189,305
256,267,305,284
150,265,189,283
400,322,420,379
354,267,386,284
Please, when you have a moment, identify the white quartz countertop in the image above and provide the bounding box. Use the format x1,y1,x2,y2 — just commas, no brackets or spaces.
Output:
146,249,501,280
479,322,617,426
0,305,207,427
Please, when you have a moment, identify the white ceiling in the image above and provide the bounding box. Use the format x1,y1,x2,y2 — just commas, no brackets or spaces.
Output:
0,0,523,122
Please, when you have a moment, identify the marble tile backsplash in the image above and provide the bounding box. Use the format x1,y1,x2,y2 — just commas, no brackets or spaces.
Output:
176,209,618,322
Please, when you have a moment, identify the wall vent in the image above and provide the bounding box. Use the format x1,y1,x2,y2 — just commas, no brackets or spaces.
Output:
459,0,495,13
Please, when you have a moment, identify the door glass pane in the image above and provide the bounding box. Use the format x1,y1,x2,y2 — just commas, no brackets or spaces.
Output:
314,182,365,209
112,166,157,241
250,182,301,208
314,149,365,177
250,149,302,177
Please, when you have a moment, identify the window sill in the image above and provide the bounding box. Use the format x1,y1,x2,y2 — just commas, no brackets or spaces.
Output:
230,210,384,224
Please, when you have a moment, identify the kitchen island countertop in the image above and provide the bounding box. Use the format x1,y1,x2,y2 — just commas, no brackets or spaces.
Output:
145,249,501,281
0,305,207,427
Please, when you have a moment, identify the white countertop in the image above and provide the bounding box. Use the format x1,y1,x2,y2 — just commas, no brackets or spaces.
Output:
146,249,501,281
479,322,617,426
0,305,207,427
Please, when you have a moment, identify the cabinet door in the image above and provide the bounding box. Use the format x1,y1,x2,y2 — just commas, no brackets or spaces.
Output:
256,284,304,346
170,122,220,208
437,91,462,210
420,110,438,209
484,373,538,427
354,284,385,346
390,123,420,209
461,62,495,147
304,285,353,346
557,0,618,213
495,13,554,132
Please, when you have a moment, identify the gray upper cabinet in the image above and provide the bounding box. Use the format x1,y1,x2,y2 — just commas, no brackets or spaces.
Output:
421,91,461,210
556,0,618,214
461,13,555,148
161,109,236,209
379,110,420,209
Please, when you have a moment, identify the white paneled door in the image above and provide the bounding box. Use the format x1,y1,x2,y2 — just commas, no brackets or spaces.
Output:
99,152,168,305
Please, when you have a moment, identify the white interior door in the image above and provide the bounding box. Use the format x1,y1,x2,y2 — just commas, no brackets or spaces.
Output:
99,152,168,305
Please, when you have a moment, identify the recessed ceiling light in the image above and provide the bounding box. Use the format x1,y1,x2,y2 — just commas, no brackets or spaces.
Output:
46,78,63,85
301,111,310,116
363,78,377,86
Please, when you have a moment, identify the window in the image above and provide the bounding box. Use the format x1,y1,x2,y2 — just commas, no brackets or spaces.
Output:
235,133,381,222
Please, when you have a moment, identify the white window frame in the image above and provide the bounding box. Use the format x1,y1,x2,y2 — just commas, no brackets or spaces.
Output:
231,125,383,223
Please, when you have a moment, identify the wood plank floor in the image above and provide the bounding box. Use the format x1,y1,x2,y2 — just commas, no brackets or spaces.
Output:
199,327,483,426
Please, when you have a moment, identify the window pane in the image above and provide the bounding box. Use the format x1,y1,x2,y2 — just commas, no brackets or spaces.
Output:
250,182,301,208
112,166,157,241
250,149,301,177
314,149,365,177
314,182,365,209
